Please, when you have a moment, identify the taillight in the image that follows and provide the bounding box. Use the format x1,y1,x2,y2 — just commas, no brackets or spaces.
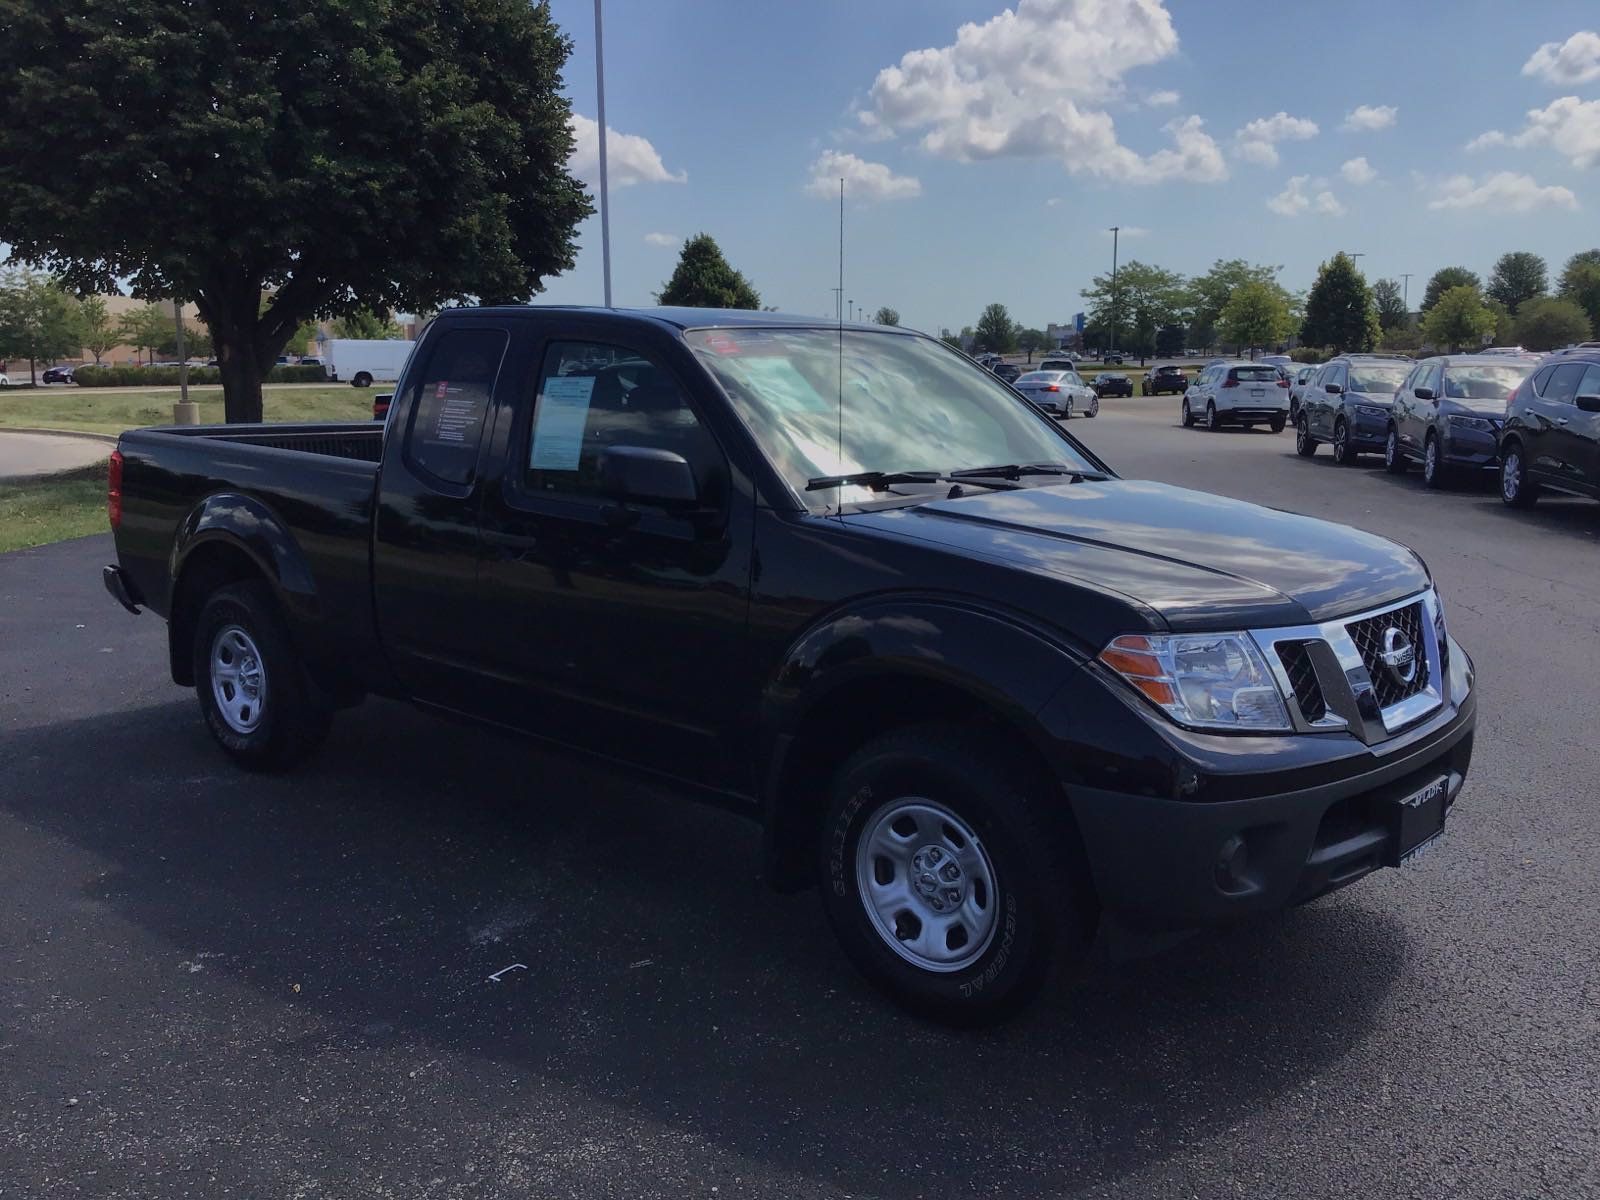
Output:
1277,377,1290,388
107,449,124,529
1222,378,1239,388
1043,384,1060,392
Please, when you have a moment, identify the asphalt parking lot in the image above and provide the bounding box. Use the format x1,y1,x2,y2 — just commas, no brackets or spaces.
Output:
3,398,1598,1198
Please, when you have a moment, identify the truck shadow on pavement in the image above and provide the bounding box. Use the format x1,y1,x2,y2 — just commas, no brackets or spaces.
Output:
3,698,1409,1196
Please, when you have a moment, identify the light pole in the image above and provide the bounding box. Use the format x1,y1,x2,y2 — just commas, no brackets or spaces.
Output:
1400,272,1413,311
593,0,613,308
1108,226,1120,359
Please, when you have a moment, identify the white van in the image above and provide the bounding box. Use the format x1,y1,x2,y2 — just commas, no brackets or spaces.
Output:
324,339,414,387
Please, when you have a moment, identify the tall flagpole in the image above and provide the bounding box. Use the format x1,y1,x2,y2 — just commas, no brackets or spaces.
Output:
593,0,613,307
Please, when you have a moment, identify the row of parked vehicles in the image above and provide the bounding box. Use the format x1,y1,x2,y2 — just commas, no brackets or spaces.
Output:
1285,348,1600,510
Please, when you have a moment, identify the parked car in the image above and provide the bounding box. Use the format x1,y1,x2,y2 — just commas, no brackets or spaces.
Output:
0,372,10,386
1288,365,1320,423
298,355,325,368
1181,361,1289,432
1480,346,1528,357
1092,372,1133,398
103,305,1476,1025
1013,369,1097,419
1038,357,1077,373
324,338,411,387
1548,341,1600,359
993,362,1022,383
1294,354,1413,463
1102,352,1125,365
1260,354,1294,374
1498,351,1600,509
1141,365,1186,396
1385,355,1537,487
41,364,77,384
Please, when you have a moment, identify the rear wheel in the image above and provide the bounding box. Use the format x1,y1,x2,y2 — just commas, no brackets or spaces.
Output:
1269,414,1286,434
193,581,331,771
1295,414,1317,457
352,371,373,388
1422,432,1449,489
1332,418,1357,464
1206,400,1220,431
1086,394,1099,418
1500,442,1539,508
1181,399,1194,427
820,724,1091,1026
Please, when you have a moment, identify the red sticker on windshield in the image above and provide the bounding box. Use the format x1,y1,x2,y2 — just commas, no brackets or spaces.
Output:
435,380,449,398
705,333,740,356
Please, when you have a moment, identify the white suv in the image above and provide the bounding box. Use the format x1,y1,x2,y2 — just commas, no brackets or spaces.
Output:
1181,360,1290,432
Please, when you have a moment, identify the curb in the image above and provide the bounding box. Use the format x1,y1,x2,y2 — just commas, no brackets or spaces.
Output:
0,427,119,445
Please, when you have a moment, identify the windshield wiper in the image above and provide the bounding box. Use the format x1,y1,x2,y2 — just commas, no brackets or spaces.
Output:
805,470,946,492
947,463,1109,482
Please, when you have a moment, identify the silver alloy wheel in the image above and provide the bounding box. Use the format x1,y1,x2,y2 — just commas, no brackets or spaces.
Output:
1424,437,1438,484
1182,399,1190,426
1297,416,1308,452
1088,394,1099,417
1064,398,1073,420
210,624,266,734
1503,449,1521,500
1386,428,1398,467
855,797,1000,974
1207,401,1218,430
1334,420,1348,461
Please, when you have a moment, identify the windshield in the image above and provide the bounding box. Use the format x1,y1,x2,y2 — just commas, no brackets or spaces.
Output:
1348,363,1410,394
1443,362,1533,403
686,328,1099,510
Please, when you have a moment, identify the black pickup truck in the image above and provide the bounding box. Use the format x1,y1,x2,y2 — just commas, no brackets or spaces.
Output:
104,306,1476,1023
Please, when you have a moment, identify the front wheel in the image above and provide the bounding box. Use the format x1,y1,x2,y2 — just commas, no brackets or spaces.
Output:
820,725,1091,1026
193,581,332,771
1422,433,1449,489
1384,426,1407,474
1295,414,1317,457
1500,442,1539,508
1332,418,1357,464
1181,398,1194,427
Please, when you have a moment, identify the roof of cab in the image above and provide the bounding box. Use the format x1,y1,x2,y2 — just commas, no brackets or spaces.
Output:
439,304,919,335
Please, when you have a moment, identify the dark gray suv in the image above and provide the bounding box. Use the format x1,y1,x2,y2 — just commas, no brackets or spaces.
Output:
1295,354,1413,464
1498,351,1600,508
1384,355,1539,487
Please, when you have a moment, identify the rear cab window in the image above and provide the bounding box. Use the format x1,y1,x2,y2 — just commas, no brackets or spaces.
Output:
401,326,508,487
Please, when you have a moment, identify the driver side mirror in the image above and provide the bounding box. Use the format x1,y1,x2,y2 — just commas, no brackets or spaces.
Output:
598,445,698,507
1577,394,1600,414
1413,386,1435,401
1325,382,1344,395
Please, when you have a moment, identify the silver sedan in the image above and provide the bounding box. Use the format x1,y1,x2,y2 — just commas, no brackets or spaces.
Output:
1013,369,1098,419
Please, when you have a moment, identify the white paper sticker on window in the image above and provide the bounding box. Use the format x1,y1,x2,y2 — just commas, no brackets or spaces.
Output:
529,374,596,470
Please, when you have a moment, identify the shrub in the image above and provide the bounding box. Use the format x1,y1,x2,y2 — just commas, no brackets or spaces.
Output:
1290,346,1332,364
71,364,326,387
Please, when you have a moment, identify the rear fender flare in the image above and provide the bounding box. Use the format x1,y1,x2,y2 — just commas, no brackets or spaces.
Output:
170,492,321,630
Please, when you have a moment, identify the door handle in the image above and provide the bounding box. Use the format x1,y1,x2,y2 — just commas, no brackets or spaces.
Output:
1524,407,1535,416
1558,417,1570,426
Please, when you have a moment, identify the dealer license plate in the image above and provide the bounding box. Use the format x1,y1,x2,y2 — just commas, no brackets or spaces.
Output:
1388,776,1448,866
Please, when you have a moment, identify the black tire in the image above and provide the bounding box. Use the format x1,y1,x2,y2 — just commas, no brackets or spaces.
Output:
1332,418,1357,465
1181,398,1194,427
820,724,1091,1026
1500,440,1539,509
1269,414,1286,434
352,372,373,388
1383,425,1407,474
1422,432,1449,489
193,581,332,772
1206,400,1220,431
1295,414,1317,457
1085,394,1098,418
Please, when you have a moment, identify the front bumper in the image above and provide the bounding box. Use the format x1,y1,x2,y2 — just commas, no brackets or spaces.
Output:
1441,424,1500,469
1349,409,1392,448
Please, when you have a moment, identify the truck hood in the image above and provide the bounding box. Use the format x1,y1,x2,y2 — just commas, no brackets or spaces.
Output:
846,479,1428,630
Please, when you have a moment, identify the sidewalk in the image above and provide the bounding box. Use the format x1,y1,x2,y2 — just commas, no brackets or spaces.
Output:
0,431,113,481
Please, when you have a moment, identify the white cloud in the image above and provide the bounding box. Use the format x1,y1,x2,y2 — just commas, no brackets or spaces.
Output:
857,0,1227,184
1267,175,1344,216
643,232,679,248
569,114,686,187
1235,140,1280,166
1427,171,1578,213
1045,197,1063,206
1467,96,1600,169
1233,112,1317,166
1341,104,1398,132
805,150,922,201
1523,31,1600,85
1146,89,1180,107
1341,156,1377,184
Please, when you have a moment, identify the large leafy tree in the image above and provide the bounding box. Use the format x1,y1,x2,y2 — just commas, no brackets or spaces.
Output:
658,234,761,309
1081,261,1187,362
1422,285,1496,352
1219,281,1294,352
1017,328,1045,361
116,303,172,366
1514,297,1593,351
872,306,901,327
1557,251,1600,337
1486,252,1547,315
0,267,83,383
973,303,1018,353
0,0,591,422
1185,259,1281,349
77,295,118,365
330,308,403,339
1300,253,1379,352
1421,267,1480,313
1372,278,1408,331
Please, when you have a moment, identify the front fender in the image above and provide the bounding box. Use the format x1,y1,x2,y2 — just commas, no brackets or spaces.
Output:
170,492,320,625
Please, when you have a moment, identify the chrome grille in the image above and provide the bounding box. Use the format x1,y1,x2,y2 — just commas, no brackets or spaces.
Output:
1346,602,1430,709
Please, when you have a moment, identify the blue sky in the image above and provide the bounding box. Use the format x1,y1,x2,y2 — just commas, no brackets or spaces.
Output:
542,0,1600,334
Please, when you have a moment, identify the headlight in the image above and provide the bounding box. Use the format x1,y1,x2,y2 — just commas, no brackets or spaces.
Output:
1098,633,1291,732
1447,414,1494,432
1354,403,1387,418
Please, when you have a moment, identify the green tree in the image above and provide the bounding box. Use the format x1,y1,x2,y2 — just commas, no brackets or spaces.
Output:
1081,261,1188,362
1422,285,1496,351
973,303,1017,353
0,0,590,422
658,234,760,309
1155,323,1186,357
1421,267,1480,313
1017,328,1045,361
0,268,83,383
1379,325,1422,353
330,308,403,339
1372,278,1408,331
1219,281,1294,352
871,306,900,327
159,322,213,359
116,303,172,365
78,295,118,365
1186,259,1282,347
1557,252,1600,337
1513,296,1593,351
1300,253,1379,352
940,333,962,350
1486,252,1547,315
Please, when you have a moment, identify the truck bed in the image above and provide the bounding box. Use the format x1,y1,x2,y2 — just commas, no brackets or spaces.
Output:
149,421,385,462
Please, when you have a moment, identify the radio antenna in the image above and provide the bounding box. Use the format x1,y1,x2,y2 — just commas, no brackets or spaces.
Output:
837,176,845,485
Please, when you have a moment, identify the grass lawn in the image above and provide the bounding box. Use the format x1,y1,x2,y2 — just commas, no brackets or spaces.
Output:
0,385,372,435
0,461,109,554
